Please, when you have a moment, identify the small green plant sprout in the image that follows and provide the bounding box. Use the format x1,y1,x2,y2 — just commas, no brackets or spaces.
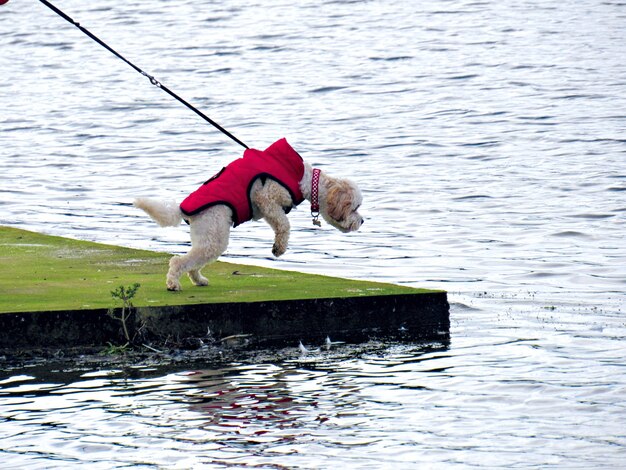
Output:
101,342,130,356
108,282,141,346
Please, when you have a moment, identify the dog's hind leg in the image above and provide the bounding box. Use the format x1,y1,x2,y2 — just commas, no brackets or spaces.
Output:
167,248,213,291
188,269,209,287
166,206,232,291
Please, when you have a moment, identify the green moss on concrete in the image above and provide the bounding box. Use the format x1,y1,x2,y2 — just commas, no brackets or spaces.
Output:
0,226,435,314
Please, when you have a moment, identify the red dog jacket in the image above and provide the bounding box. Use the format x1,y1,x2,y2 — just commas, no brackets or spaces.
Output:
180,138,305,226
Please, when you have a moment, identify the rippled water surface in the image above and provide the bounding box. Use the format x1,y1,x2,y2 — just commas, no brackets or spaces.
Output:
1,0,625,467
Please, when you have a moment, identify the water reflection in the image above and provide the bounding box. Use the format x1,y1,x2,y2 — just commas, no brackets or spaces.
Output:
0,343,449,468
2,333,625,468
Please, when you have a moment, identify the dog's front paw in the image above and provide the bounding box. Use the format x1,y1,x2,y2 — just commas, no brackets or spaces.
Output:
272,242,286,257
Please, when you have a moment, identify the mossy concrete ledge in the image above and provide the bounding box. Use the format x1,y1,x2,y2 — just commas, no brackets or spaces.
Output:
0,227,450,350
0,293,449,349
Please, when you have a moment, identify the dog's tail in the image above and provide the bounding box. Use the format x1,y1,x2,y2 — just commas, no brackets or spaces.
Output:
134,197,183,227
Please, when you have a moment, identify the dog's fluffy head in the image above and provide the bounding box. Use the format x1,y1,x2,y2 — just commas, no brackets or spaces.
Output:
320,177,364,233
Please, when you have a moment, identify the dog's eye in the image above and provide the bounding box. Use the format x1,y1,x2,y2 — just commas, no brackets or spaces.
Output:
353,204,361,212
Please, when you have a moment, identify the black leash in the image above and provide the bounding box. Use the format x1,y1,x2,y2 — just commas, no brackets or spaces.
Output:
37,0,249,150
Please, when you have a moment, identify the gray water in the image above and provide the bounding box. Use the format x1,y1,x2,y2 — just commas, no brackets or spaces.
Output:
1,0,626,467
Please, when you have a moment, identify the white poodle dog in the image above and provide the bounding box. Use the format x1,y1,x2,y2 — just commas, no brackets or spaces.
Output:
134,138,363,291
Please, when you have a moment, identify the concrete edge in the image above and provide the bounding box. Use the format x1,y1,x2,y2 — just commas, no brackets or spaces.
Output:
0,292,450,351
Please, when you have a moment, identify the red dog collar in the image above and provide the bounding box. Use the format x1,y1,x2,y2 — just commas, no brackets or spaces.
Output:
311,168,321,226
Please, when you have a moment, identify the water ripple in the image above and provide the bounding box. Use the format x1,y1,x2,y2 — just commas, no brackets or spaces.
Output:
1,0,626,467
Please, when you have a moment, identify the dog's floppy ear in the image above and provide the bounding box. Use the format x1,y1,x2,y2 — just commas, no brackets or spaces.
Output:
326,179,353,222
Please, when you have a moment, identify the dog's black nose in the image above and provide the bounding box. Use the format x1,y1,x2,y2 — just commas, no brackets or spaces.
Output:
360,217,364,225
